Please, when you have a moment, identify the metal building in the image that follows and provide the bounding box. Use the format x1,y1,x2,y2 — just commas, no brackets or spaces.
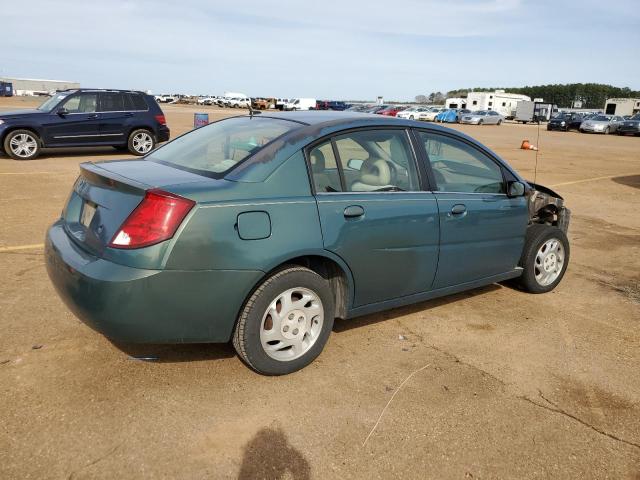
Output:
0,77,80,96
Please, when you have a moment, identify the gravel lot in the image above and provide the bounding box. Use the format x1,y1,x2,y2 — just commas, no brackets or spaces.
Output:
1,97,639,479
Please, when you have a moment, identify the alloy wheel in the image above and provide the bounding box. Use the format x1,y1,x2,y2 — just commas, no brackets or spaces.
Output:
9,133,38,158
534,238,565,286
259,287,324,361
132,132,153,154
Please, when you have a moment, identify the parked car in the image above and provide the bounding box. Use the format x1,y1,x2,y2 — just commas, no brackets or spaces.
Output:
346,104,371,112
275,99,289,111
436,109,470,123
363,105,390,114
616,113,640,136
284,98,317,111
45,111,570,375
547,112,582,131
579,114,624,134
376,105,404,117
396,106,430,120
420,107,446,122
460,110,504,125
327,101,349,111
0,89,170,160
228,97,250,108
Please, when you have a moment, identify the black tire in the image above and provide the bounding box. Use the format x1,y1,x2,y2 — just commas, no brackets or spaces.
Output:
233,266,335,375
497,120,502,125
127,129,156,156
3,129,41,160
516,224,570,294
478,120,483,125
604,127,610,135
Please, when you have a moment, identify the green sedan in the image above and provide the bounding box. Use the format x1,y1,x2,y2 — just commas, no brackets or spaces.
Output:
45,111,570,375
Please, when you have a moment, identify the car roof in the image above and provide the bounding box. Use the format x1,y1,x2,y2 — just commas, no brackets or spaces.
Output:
56,88,148,94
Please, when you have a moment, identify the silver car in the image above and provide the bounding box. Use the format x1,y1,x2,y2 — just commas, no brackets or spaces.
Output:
460,110,504,125
579,115,624,134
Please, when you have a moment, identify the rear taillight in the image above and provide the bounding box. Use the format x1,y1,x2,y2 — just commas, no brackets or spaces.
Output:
154,114,166,125
109,189,194,249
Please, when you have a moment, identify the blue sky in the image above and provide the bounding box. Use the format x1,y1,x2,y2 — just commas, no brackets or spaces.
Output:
2,0,639,100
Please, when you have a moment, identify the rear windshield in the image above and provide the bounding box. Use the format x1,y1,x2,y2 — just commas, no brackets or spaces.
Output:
147,116,299,176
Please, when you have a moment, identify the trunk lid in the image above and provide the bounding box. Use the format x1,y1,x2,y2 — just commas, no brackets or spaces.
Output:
62,160,205,256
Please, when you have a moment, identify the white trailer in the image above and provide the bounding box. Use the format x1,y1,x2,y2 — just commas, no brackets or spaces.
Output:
466,90,531,119
515,101,556,123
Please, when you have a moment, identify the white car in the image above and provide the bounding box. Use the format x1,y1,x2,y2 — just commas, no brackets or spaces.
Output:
419,107,446,121
396,106,431,120
227,97,250,108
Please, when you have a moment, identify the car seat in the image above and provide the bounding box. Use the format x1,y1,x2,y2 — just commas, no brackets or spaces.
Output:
310,149,333,192
351,158,392,191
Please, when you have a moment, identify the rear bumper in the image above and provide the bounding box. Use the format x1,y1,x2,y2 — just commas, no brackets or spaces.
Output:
157,125,170,143
45,220,263,343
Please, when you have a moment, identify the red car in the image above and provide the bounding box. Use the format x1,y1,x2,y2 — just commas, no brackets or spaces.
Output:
377,105,404,117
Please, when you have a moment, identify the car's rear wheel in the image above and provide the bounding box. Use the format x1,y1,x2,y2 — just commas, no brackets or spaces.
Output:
233,266,335,375
4,130,41,160
604,127,610,135
409,115,414,120
516,224,569,294
127,129,156,156
497,120,502,125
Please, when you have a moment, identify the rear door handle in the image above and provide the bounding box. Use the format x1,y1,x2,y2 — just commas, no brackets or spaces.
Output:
86,114,98,119
449,204,467,216
344,205,364,218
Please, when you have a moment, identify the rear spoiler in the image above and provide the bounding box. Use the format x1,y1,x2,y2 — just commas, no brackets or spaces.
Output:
79,162,149,195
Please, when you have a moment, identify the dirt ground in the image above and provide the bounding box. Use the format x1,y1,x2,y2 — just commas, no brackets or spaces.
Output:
1,96,639,479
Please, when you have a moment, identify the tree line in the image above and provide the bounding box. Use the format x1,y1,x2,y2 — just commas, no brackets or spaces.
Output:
416,84,640,108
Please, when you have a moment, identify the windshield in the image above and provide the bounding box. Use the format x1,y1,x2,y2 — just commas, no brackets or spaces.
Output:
592,115,610,121
147,116,299,176
475,111,487,116
37,93,70,111
630,114,640,121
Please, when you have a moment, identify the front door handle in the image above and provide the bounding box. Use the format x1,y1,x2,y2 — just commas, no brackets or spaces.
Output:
86,114,98,119
344,205,365,218
449,204,467,216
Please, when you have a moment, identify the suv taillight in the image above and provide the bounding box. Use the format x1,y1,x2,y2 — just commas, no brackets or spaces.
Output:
109,189,194,249
155,114,166,125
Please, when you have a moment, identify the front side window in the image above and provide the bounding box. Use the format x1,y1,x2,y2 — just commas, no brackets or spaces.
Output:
148,116,298,176
62,93,97,113
417,132,505,194
308,129,420,193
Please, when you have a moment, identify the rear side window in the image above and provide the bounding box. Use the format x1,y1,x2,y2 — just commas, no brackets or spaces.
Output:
123,93,148,111
417,132,505,194
308,141,342,193
147,116,298,176
99,92,125,112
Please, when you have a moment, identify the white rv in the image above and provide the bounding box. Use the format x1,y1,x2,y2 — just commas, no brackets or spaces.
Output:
465,90,531,119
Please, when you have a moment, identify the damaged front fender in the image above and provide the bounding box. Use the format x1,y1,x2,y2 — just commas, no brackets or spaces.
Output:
526,182,571,233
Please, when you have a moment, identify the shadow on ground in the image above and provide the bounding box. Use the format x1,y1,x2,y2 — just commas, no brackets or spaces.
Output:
111,341,236,363
612,175,640,189
333,283,503,333
238,426,310,480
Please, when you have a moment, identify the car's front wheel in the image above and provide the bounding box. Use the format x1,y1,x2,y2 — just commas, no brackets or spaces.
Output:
516,224,569,294
127,129,156,156
233,266,335,375
4,130,41,160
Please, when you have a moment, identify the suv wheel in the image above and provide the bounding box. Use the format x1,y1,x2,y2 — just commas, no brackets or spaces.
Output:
4,130,41,160
128,129,156,156
233,266,335,375
516,224,569,294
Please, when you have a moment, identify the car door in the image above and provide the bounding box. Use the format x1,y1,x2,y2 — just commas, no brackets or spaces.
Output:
97,92,131,144
309,128,439,307
41,92,100,146
414,130,528,289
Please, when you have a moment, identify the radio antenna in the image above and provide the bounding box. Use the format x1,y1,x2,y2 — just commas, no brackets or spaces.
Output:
534,116,541,184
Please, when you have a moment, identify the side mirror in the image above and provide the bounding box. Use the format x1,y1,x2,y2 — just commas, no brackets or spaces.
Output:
347,159,364,171
57,107,69,117
507,181,526,197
